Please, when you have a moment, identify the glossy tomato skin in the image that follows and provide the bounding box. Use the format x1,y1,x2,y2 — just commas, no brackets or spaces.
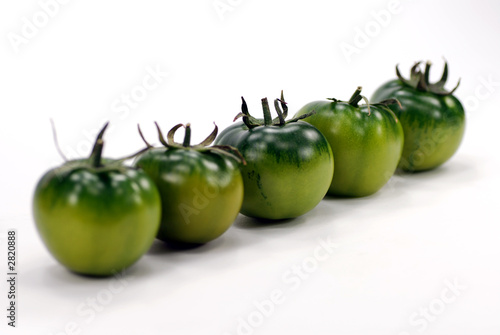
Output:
33,167,161,276
135,148,243,244
295,101,403,197
372,80,465,171
215,121,334,220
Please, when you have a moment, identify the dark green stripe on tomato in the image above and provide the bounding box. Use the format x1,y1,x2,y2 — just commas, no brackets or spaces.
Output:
215,121,333,220
372,80,465,171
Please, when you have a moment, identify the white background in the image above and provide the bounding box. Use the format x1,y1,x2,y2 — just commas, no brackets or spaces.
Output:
1,0,500,334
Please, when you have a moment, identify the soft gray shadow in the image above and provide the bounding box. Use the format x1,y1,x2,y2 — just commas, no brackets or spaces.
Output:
17,261,153,303
395,158,478,185
62,258,152,280
147,237,225,255
22,255,157,295
233,214,306,230
320,190,381,214
322,191,380,202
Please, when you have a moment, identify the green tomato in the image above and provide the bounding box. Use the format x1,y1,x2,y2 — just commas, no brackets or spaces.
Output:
371,61,466,171
134,123,244,244
295,87,404,197
33,124,161,277
215,95,334,220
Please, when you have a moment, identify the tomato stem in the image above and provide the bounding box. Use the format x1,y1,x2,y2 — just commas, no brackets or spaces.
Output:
89,122,109,168
262,98,272,126
235,93,307,128
396,60,460,96
280,90,288,119
90,139,104,167
348,86,363,107
274,99,285,125
183,123,192,147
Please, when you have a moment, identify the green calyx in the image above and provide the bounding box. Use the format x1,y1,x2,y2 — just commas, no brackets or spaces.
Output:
50,121,148,178
396,60,460,96
142,122,246,164
327,86,401,121
234,90,315,129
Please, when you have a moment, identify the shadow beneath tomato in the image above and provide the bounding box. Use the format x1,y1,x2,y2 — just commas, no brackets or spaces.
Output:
147,238,225,255
320,157,478,204
314,191,381,222
394,165,447,177
320,189,381,209
391,157,478,187
25,259,156,299
322,192,379,201
233,214,306,230
67,270,116,280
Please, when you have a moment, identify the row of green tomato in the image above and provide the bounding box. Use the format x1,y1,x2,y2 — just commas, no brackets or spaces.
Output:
32,61,465,276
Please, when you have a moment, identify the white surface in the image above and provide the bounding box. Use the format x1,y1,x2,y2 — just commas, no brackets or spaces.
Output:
1,0,500,334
